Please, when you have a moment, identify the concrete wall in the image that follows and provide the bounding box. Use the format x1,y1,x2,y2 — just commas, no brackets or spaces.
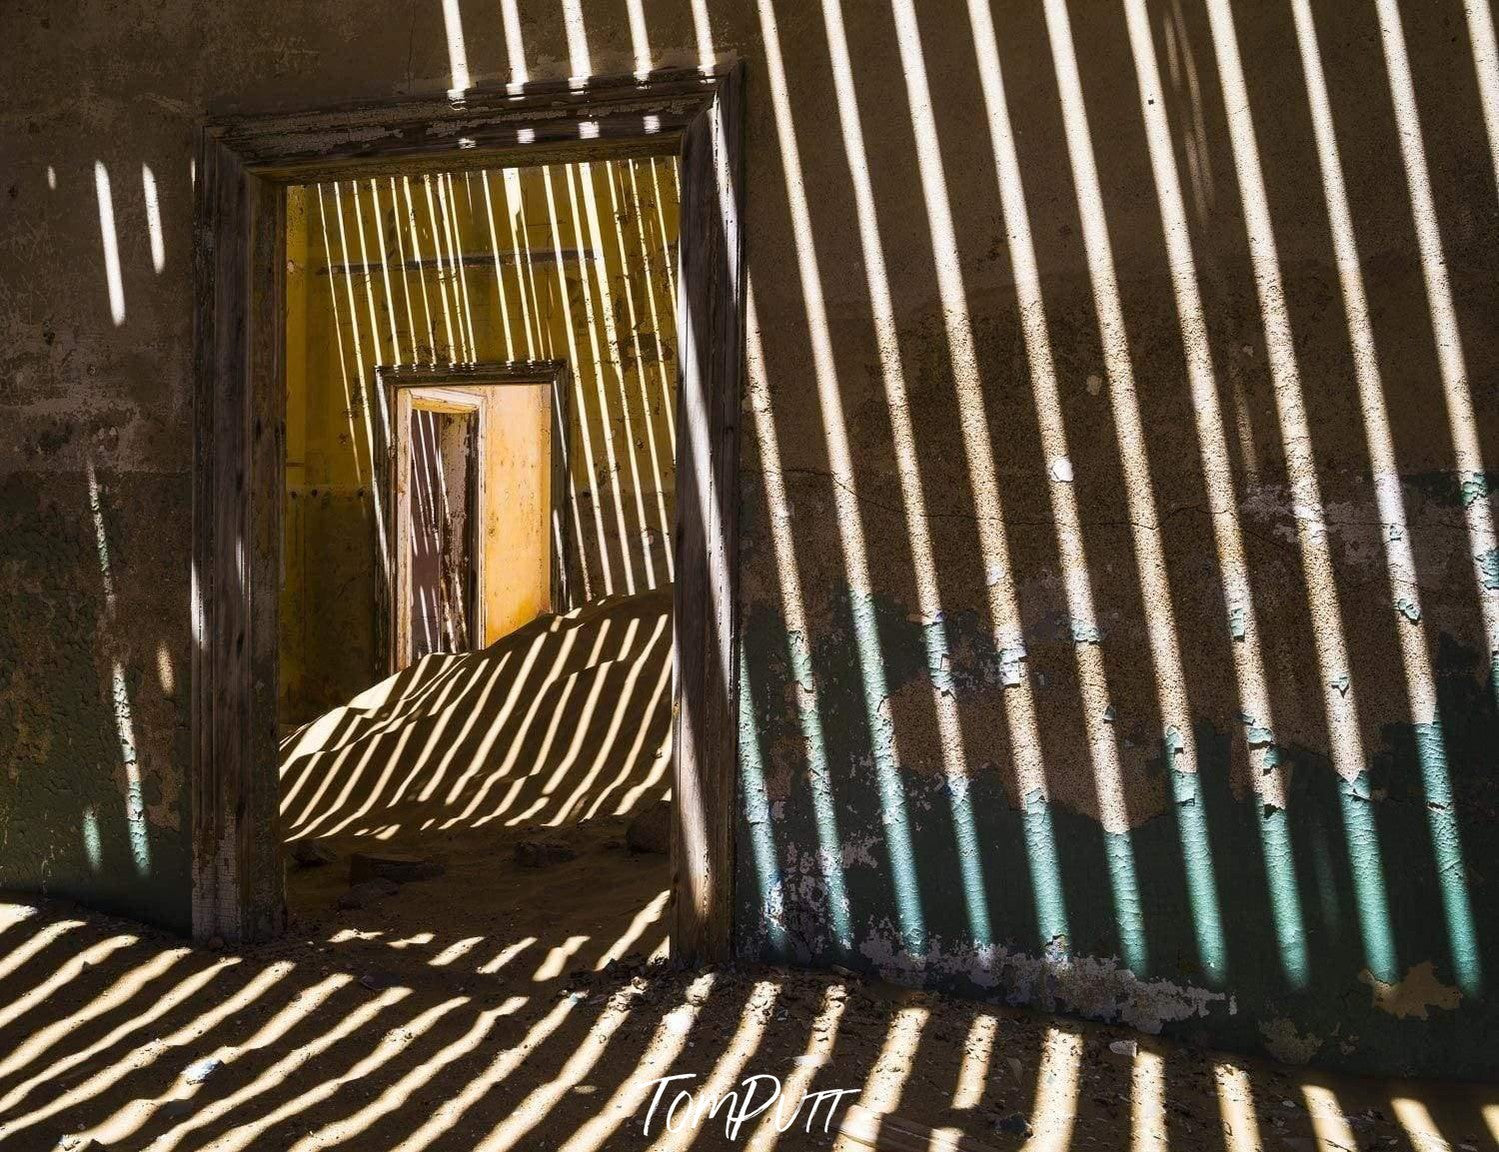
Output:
278,162,679,721
0,0,1494,1077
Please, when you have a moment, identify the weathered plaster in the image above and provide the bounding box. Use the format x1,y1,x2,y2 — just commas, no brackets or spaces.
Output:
2,0,1495,1079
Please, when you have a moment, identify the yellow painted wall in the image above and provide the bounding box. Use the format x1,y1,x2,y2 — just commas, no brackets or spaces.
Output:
280,159,679,724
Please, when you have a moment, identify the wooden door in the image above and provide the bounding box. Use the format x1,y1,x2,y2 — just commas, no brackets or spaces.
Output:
391,387,484,670
407,406,476,660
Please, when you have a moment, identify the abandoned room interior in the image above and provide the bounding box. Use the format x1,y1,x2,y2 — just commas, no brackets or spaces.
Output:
276,157,682,969
1,0,1498,1149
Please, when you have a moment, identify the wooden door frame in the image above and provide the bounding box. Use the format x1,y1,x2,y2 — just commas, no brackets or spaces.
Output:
388,385,484,671
192,64,747,961
375,360,576,675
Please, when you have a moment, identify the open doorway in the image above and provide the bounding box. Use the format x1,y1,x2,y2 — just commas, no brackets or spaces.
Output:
193,70,744,962
375,362,572,677
399,390,480,665
275,155,684,978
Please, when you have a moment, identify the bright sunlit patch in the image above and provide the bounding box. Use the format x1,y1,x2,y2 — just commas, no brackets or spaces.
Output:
1132,1046,1166,1152
441,0,470,93
141,163,165,272
480,935,537,974
858,1005,929,1116
624,0,652,74
1214,1062,1262,1152
688,0,715,69
1027,1028,1082,1152
1302,1084,1360,1152
1390,1095,1453,1152
329,927,383,943
951,1014,996,1109
155,640,174,693
94,161,125,325
562,0,591,77
81,807,102,869
533,934,589,981
1468,0,1499,193
431,936,485,966
110,661,150,875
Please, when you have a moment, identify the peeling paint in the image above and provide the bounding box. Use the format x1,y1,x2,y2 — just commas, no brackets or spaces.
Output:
1358,962,1461,1020
1258,1017,1322,1065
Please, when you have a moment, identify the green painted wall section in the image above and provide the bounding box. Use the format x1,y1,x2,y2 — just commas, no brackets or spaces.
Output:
735,571,1498,1081
0,474,190,932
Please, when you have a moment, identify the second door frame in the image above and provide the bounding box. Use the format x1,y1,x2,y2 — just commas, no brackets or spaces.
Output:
376,359,575,674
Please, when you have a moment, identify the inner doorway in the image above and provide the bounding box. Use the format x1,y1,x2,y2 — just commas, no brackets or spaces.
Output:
378,364,569,677
401,391,479,663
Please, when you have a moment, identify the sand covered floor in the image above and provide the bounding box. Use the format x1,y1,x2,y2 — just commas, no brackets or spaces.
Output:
0,893,1493,1152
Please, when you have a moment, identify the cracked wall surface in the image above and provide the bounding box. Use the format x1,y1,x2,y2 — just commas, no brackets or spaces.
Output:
1,0,1495,1077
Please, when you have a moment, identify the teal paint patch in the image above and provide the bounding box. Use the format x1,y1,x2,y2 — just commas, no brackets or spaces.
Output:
1337,772,1398,985
1408,721,1481,995
1021,788,1071,949
1401,469,1496,508
1169,764,1226,985
1103,830,1148,974
1070,619,1103,644
1257,803,1309,988
736,644,790,959
847,590,926,957
1228,606,1247,641
1459,471,1493,508
1330,675,1350,697
1478,548,1499,591
1396,598,1422,623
